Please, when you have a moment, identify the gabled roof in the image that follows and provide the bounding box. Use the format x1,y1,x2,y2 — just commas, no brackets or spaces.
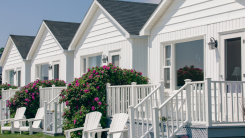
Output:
140,0,173,36
97,0,158,35
0,35,35,66
68,0,158,50
43,20,80,50
10,35,35,59
26,20,80,60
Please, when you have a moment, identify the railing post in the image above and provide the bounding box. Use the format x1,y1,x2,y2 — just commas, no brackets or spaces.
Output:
52,85,55,101
1,89,4,101
39,86,43,108
106,83,111,117
129,106,135,138
205,78,212,126
44,101,47,131
53,101,57,133
0,100,2,120
5,100,8,119
159,80,165,116
185,79,192,123
152,107,160,138
131,82,137,106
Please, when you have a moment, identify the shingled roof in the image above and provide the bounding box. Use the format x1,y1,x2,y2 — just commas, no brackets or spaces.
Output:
10,35,35,59
97,0,158,35
44,20,80,50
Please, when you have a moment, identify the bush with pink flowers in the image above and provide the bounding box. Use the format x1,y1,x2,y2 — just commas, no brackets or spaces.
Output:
60,63,148,138
177,65,204,86
0,83,18,99
7,79,66,119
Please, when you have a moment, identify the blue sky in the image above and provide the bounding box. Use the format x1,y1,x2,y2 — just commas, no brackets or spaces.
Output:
0,0,160,48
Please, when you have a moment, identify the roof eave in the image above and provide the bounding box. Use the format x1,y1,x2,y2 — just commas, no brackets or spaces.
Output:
0,37,13,65
140,0,173,36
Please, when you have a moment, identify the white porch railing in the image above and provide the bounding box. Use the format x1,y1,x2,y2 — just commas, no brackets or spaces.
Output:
39,85,67,108
43,95,66,134
106,82,159,118
0,88,20,120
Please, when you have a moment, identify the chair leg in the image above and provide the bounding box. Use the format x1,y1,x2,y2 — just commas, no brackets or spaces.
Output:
29,125,33,135
107,134,113,138
11,122,14,134
123,132,127,138
97,132,102,138
20,131,23,135
89,132,95,138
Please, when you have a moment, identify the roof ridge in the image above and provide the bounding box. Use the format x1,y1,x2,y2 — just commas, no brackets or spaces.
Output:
43,20,80,24
97,0,159,5
10,35,35,37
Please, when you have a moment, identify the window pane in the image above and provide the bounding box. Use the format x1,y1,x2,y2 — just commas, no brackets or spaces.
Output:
41,64,49,80
164,68,170,89
88,55,102,68
83,58,86,73
112,55,119,66
18,71,21,87
165,45,171,66
225,37,241,81
9,70,14,85
54,64,59,80
36,66,39,78
176,40,204,87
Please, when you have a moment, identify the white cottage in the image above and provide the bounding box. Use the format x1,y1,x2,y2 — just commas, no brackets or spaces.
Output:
140,0,245,92
0,35,35,86
26,20,80,83
69,0,158,78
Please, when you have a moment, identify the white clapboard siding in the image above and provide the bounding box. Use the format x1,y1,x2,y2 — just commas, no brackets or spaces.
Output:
5,43,22,66
77,8,126,49
149,0,245,84
34,30,62,59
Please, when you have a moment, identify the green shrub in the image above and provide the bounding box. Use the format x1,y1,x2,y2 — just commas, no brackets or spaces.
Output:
7,79,66,119
60,63,148,138
177,65,204,86
0,83,18,99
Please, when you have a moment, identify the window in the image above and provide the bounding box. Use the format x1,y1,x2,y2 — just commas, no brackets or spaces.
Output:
9,70,14,85
112,55,119,66
54,64,59,80
163,45,171,89
36,64,49,80
17,70,21,87
162,39,204,91
41,64,49,80
81,55,102,75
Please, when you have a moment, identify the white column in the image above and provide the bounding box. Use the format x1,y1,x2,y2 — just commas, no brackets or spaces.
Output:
205,78,212,126
185,79,192,123
131,82,137,106
152,107,160,138
129,106,135,138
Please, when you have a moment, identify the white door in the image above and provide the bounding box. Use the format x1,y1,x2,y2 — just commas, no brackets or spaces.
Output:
220,32,244,122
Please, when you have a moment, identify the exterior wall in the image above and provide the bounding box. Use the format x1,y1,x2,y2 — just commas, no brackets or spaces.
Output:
2,42,28,86
132,38,148,77
65,52,74,83
30,28,72,83
149,0,245,84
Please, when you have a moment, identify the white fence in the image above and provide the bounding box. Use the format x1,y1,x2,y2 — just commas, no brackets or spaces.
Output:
0,88,20,120
106,82,159,118
39,85,67,108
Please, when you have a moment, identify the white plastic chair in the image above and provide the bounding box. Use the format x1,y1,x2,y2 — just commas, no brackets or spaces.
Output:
0,107,26,134
65,111,102,138
19,107,44,135
88,113,129,138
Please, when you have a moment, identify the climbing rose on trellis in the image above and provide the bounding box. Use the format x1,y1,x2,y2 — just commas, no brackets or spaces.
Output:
7,79,66,119
60,63,148,138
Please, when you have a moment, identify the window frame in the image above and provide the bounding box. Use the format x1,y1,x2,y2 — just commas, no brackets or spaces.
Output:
161,35,206,92
35,63,49,80
53,61,60,80
16,68,21,87
80,53,102,76
109,50,121,67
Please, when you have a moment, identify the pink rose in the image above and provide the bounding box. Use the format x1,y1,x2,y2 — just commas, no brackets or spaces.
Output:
93,70,96,73
25,90,28,93
96,86,100,89
92,106,95,110
98,101,102,106
94,97,99,102
74,119,76,125
88,69,90,72
84,90,89,93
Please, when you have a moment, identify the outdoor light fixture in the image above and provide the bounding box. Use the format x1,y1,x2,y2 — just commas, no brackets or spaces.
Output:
102,55,108,63
13,71,16,75
48,64,52,70
208,37,218,50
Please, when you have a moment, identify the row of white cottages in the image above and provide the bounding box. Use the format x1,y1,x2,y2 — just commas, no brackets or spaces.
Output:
1,0,245,93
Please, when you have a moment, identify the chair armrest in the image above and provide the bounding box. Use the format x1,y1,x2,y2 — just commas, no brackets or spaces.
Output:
0,118,14,122
107,129,129,135
27,118,44,122
86,128,110,133
13,118,34,122
65,127,84,133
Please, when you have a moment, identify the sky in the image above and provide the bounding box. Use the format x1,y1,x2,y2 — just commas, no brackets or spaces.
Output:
0,0,161,48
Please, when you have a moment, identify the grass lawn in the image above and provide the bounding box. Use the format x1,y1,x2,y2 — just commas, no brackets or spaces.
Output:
0,127,66,138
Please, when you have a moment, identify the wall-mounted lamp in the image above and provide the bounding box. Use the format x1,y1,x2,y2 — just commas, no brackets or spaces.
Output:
102,55,108,63
13,71,16,75
48,64,52,70
208,37,218,50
